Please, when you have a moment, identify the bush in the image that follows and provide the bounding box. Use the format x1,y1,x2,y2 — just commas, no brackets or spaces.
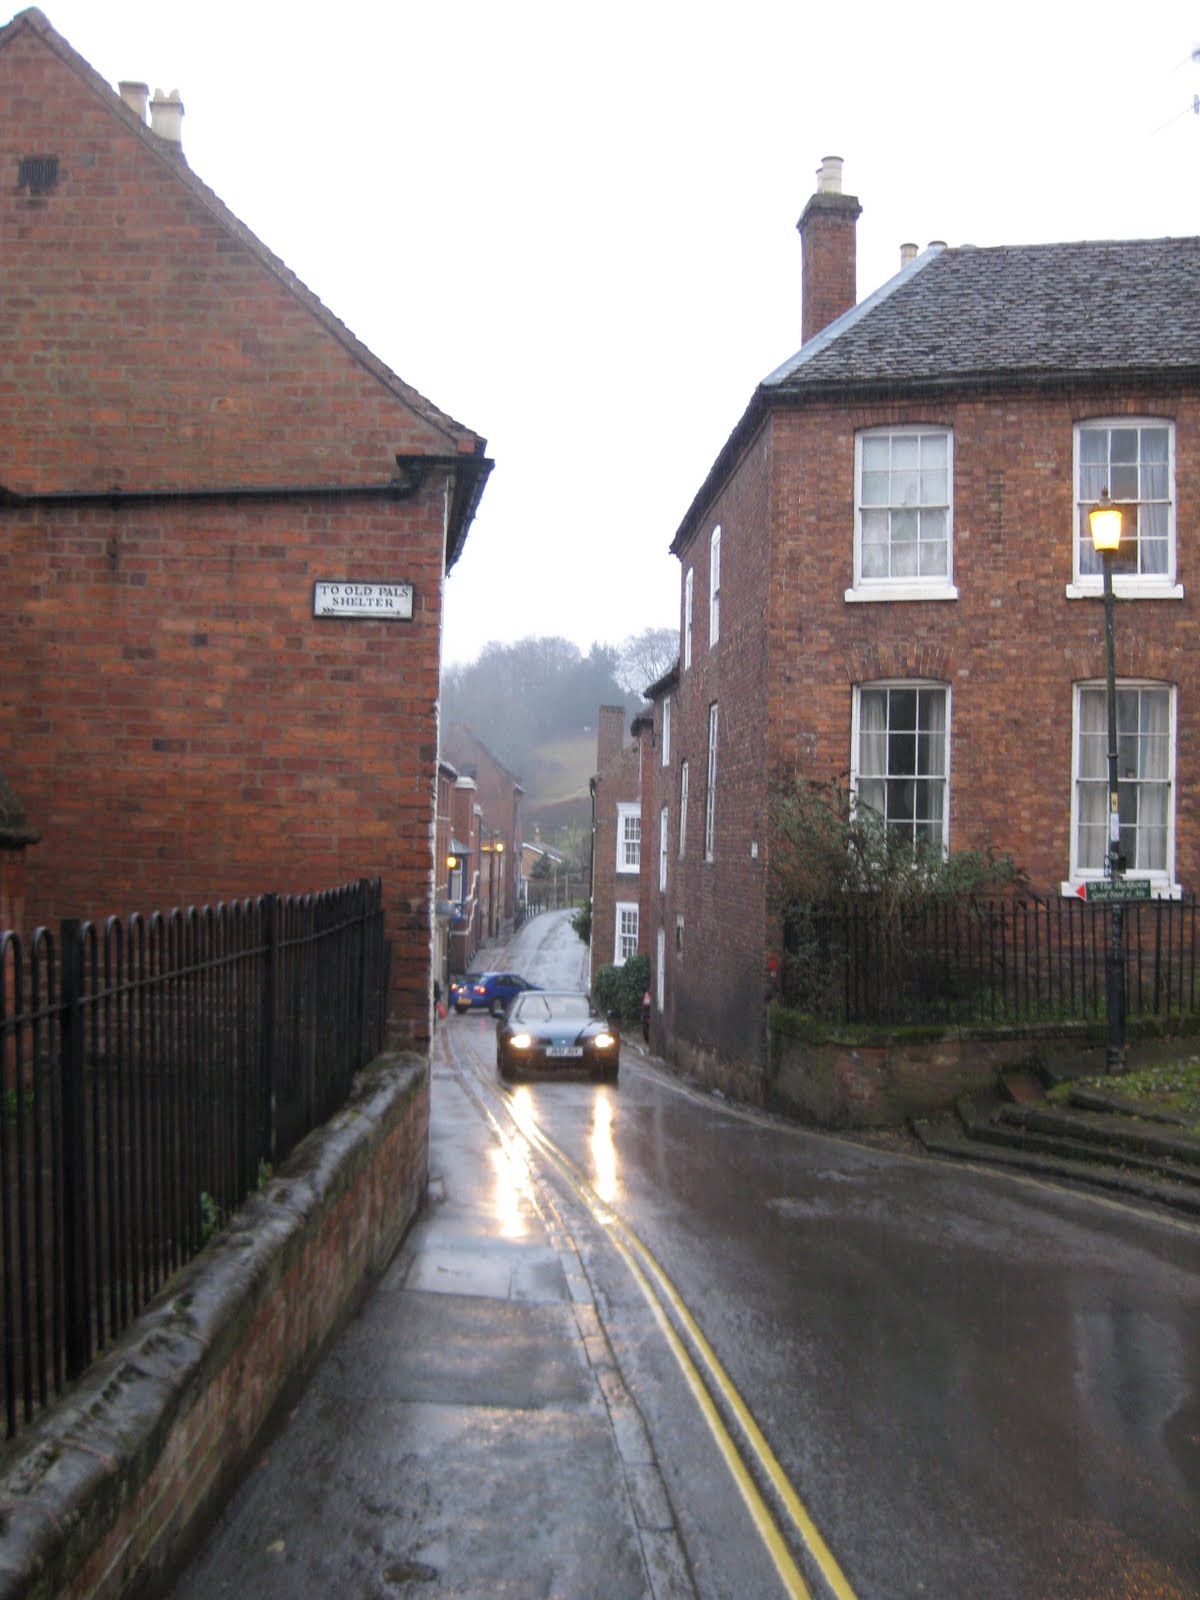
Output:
593,953,650,1024
569,904,591,946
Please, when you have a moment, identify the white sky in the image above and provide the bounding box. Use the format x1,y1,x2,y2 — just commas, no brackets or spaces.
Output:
30,1,1200,668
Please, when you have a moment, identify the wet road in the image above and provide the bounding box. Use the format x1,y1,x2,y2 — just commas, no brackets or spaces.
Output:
453,911,1200,1599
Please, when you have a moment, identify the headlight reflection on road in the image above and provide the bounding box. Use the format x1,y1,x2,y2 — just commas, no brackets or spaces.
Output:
489,1096,536,1238
590,1093,619,1206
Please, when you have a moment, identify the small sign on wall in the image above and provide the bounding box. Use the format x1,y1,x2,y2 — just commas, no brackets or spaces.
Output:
313,581,413,620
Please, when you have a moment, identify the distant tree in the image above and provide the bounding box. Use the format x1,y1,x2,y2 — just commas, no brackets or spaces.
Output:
615,627,678,695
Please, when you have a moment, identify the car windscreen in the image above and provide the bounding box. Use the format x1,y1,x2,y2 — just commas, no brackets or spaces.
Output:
511,994,591,1024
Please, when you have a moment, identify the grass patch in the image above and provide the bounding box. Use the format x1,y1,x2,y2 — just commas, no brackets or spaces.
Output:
1047,1056,1200,1130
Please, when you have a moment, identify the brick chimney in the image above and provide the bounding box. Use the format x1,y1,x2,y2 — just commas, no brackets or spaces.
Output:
596,706,626,773
796,155,862,344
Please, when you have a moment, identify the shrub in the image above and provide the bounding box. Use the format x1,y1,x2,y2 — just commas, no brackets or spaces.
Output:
570,904,591,946
593,953,650,1024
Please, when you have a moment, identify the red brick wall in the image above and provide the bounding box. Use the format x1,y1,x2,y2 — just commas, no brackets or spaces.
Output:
797,191,861,344
654,431,773,1079
0,20,483,1050
440,728,523,921
590,739,641,990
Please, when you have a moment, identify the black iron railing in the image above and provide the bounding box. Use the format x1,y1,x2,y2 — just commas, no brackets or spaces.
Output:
781,896,1200,1028
1,877,388,1441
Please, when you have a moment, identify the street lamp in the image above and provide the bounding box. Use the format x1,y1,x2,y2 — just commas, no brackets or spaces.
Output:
1087,488,1126,1073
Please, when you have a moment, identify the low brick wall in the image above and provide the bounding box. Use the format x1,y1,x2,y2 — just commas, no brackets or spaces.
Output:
765,1006,1200,1127
0,1051,429,1600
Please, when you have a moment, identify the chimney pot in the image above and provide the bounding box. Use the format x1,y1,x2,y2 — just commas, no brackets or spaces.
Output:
900,241,918,267
149,88,185,148
119,81,149,123
816,155,844,195
928,239,947,252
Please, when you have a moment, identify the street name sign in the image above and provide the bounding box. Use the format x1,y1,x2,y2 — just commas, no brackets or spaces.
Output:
1083,878,1152,903
313,581,413,619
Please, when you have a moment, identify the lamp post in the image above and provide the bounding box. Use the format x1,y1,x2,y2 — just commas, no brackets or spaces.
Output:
1088,488,1126,1073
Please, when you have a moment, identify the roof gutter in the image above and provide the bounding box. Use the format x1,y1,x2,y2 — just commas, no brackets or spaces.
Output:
0,451,494,569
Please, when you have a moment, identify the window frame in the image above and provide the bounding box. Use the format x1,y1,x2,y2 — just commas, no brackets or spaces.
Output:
615,901,639,965
616,802,641,874
678,760,689,858
848,426,958,604
658,804,669,891
1064,679,1177,895
683,569,693,670
656,925,666,1009
1068,419,1181,600
704,702,718,861
709,524,721,646
850,680,951,853
662,696,671,766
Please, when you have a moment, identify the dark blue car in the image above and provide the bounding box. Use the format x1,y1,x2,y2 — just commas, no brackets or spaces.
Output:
452,971,539,1015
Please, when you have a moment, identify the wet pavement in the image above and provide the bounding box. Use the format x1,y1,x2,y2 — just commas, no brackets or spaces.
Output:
166,1015,693,1600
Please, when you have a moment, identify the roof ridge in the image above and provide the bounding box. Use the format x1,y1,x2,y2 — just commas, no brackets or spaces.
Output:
2,7,483,455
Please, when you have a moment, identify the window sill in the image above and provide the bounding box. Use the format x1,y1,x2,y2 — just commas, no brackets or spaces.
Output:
1060,880,1181,901
845,583,959,604
1065,582,1183,601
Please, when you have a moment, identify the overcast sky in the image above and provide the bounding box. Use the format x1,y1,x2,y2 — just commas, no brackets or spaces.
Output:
31,1,1200,667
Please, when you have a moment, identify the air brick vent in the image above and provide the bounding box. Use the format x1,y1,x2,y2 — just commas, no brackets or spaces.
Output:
18,156,59,195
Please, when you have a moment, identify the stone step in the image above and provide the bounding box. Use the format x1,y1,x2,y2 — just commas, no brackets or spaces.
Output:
967,1118,1200,1188
994,1102,1200,1167
914,1123,1200,1218
1067,1085,1193,1127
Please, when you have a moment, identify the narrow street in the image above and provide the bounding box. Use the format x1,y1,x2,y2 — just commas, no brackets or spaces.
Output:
170,911,1200,1600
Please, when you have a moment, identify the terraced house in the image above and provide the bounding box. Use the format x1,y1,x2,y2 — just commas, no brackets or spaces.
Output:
644,157,1200,1092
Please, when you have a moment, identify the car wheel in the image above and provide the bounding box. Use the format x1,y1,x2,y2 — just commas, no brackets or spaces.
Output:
498,1057,517,1083
491,998,505,1017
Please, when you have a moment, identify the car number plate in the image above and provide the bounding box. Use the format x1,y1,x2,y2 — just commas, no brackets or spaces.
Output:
546,1046,583,1058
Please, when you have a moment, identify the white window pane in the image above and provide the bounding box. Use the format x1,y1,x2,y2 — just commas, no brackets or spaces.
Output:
892,509,918,542
858,778,885,816
919,539,947,578
1079,462,1108,501
1079,430,1108,466
892,435,919,468
1110,464,1138,500
919,468,947,504
1110,429,1139,464
862,542,888,578
892,542,918,577
861,436,890,469
860,470,889,506
920,433,948,467
893,469,919,506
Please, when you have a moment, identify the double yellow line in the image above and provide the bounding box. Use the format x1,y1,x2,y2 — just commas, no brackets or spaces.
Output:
491,1083,859,1600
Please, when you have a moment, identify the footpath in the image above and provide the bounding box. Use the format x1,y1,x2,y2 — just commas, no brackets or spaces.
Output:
166,1008,694,1600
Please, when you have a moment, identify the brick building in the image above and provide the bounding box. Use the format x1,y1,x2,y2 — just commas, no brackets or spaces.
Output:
440,725,523,932
588,705,649,991
647,155,1200,1089
0,9,490,1048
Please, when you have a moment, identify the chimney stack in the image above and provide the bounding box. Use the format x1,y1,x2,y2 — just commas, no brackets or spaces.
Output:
149,88,185,150
796,155,862,344
596,706,626,774
899,241,918,268
119,81,149,123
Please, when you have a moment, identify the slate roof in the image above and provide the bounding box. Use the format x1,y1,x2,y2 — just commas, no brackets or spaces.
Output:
766,237,1200,393
672,234,1200,553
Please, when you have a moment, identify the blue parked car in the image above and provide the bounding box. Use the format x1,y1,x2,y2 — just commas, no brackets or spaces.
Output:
452,971,539,1016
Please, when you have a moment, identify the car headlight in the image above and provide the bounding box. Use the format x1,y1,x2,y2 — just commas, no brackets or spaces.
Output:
594,1032,615,1050
510,1032,533,1050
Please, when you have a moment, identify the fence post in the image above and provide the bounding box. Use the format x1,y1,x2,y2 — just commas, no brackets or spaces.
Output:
59,919,89,1380
357,879,371,1070
260,894,277,1169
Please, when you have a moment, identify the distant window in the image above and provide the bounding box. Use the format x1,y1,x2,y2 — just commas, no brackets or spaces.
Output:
678,761,689,858
683,569,693,670
675,915,684,956
709,525,721,646
1074,420,1176,591
705,703,718,860
615,902,639,965
659,805,668,891
662,697,671,766
656,926,666,1009
850,428,955,602
616,803,640,873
